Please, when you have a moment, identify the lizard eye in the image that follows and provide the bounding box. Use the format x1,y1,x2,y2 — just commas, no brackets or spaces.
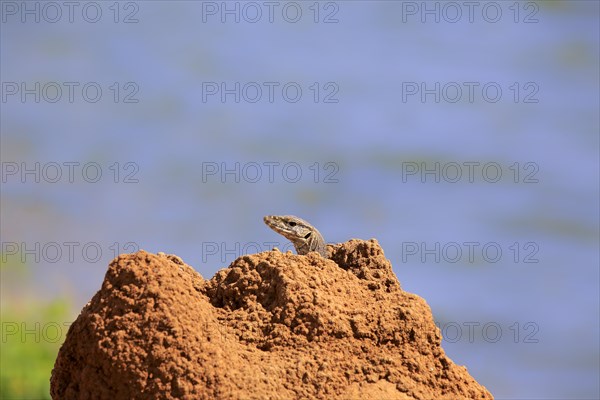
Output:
304,232,311,239
288,221,297,227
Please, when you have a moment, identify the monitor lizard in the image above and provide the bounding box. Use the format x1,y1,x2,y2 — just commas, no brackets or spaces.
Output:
263,215,327,257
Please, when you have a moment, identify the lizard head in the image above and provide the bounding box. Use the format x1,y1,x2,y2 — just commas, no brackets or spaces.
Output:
263,215,315,243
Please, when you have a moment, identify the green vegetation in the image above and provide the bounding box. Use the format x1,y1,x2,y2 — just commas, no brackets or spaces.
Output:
1,257,72,399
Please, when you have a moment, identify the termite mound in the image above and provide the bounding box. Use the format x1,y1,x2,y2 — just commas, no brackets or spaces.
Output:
51,239,493,399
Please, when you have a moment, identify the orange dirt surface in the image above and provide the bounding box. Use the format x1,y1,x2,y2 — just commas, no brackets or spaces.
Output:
50,239,493,399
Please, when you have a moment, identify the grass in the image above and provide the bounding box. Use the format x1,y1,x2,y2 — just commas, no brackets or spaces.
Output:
1,256,73,400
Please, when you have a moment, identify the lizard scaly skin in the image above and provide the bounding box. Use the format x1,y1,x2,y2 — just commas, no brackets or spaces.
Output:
263,215,327,257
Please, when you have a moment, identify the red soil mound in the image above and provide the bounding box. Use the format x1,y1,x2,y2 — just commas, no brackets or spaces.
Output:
51,239,493,399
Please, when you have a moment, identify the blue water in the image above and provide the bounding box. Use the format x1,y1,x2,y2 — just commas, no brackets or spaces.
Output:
1,1,599,398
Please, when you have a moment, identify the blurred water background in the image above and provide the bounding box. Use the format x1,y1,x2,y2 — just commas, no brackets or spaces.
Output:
1,1,599,398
